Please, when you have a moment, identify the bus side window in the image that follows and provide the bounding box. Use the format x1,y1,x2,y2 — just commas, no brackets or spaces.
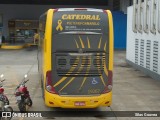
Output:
39,13,47,52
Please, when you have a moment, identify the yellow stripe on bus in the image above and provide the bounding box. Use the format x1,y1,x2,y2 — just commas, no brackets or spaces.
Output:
53,58,80,87
79,56,91,90
79,36,85,48
104,63,109,76
100,76,106,86
87,37,91,48
98,37,102,49
59,77,75,92
106,10,114,71
53,39,80,87
104,42,107,51
75,39,79,48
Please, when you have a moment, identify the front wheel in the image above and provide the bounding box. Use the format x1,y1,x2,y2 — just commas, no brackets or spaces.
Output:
4,106,13,112
18,101,26,112
3,106,13,120
26,98,32,107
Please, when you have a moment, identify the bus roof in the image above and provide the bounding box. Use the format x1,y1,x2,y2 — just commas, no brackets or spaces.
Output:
56,8,104,12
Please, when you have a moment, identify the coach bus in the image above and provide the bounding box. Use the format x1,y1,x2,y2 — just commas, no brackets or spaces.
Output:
38,8,113,108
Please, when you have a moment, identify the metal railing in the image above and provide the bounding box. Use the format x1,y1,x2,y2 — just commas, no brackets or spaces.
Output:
158,0,160,33
137,0,143,33
150,0,157,34
132,0,138,33
143,0,149,33
132,0,160,34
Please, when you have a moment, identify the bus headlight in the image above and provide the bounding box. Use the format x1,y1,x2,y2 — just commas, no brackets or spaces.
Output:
108,85,112,90
46,85,52,91
46,71,57,94
102,71,113,94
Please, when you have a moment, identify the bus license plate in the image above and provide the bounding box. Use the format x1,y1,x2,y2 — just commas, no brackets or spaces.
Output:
74,102,85,106
16,96,21,100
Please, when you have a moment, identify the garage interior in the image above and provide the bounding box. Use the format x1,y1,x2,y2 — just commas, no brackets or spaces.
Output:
0,0,131,49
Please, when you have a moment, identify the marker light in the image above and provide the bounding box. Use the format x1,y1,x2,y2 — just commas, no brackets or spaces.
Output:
102,71,113,93
46,71,57,94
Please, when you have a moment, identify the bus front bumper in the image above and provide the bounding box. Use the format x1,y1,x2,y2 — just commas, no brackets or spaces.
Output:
45,91,112,108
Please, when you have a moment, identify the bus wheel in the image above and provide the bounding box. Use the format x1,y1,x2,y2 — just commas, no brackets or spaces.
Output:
41,79,44,100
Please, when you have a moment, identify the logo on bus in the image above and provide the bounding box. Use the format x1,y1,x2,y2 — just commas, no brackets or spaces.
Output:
56,19,63,31
92,78,98,85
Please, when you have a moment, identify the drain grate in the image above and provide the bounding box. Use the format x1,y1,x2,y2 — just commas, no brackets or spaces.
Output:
140,39,144,67
135,39,139,64
146,40,151,70
152,41,159,73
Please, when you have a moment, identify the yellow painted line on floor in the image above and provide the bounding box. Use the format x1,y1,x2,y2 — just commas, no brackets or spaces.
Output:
1,44,25,49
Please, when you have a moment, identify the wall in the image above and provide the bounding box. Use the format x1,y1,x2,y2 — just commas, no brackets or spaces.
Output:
126,1,160,80
112,11,127,49
0,4,110,38
0,2,127,49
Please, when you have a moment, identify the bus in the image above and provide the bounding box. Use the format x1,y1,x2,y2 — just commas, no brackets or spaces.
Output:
38,8,113,108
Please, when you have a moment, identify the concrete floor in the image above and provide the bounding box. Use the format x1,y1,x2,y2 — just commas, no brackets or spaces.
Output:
0,48,160,120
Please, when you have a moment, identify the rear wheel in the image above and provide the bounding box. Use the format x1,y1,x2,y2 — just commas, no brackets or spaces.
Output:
3,95,9,105
18,101,26,112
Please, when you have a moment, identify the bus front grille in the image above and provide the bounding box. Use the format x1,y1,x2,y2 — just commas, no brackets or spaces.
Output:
56,53,105,76
58,59,67,66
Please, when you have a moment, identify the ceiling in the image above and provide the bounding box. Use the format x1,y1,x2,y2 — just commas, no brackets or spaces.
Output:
0,0,108,6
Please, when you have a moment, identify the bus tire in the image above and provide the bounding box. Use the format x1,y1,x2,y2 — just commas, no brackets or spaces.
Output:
41,79,44,100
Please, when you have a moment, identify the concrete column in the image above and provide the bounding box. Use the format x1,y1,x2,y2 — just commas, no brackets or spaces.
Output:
120,0,130,14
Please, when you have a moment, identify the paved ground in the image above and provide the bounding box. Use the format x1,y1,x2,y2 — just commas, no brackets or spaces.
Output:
0,48,160,120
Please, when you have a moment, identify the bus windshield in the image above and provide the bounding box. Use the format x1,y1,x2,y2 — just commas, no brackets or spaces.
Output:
52,10,108,35
50,10,109,95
